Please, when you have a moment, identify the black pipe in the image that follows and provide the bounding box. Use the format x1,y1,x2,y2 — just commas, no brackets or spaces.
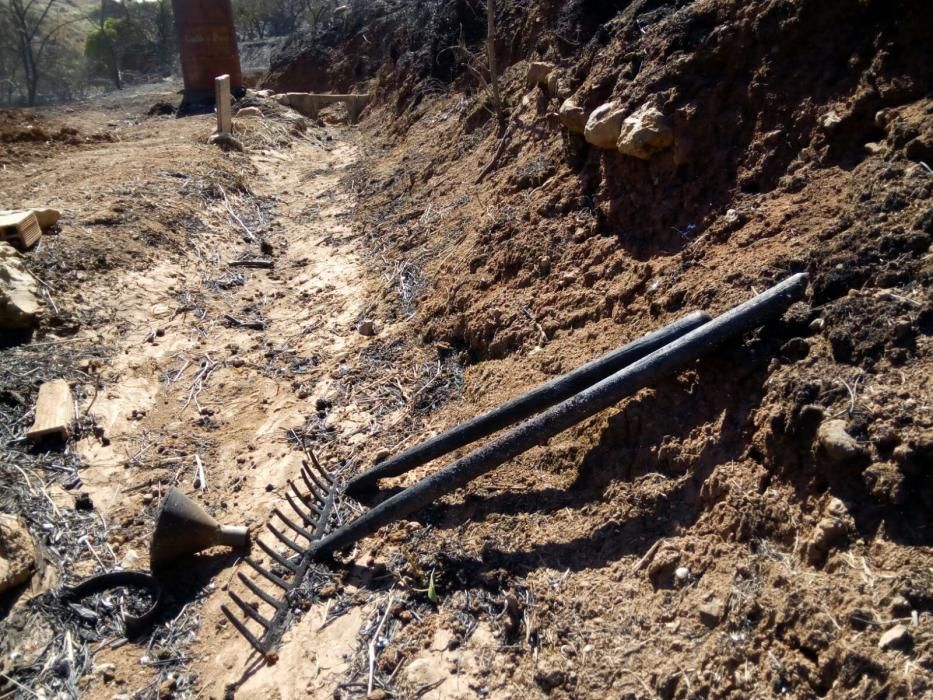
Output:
315,274,808,558
345,311,712,497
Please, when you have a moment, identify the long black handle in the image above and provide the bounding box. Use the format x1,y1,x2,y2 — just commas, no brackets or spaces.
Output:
345,311,712,496
317,274,808,558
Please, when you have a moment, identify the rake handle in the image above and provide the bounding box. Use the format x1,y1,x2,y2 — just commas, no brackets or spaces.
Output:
345,310,712,497
315,273,808,559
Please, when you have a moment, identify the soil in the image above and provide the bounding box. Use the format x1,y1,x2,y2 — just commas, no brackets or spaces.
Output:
2,1,932,699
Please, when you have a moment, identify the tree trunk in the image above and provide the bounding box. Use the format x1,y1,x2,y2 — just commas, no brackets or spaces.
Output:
111,47,122,90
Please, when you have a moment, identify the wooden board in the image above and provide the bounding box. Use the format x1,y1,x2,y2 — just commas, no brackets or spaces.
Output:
0,210,42,248
27,379,75,441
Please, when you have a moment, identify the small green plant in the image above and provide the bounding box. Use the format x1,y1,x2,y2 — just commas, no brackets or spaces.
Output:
427,569,439,603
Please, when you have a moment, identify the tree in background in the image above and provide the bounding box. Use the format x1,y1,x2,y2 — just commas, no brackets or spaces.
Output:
85,16,139,89
84,0,175,90
233,0,335,41
2,0,86,105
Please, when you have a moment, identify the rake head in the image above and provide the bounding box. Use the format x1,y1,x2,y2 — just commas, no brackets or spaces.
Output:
221,454,336,659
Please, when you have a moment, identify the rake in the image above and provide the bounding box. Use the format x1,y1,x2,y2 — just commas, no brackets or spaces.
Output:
220,453,336,657
221,273,808,660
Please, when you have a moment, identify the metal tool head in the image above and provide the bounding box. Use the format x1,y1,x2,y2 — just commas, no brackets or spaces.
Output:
150,487,249,569
220,453,336,659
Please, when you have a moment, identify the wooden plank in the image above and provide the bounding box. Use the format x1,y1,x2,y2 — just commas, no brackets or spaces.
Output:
215,74,232,135
27,379,74,441
0,210,41,248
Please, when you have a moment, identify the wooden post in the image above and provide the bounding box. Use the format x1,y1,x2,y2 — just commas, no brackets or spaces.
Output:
215,74,232,134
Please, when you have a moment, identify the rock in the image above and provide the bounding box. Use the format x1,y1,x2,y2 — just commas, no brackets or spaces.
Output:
0,513,36,594
878,624,911,651
31,208,60,229
558,98,587,134
674,566,690,582
547,72,565,98
526,61,555,88
821,110,843,130
235,107,262,119
698,599,724,627
817,419,868,463
94,663,117,682
584,101,625,149
0,242,40,328
0,207,59,229
616,104,673,159
358,319,378,336
119,549,139,569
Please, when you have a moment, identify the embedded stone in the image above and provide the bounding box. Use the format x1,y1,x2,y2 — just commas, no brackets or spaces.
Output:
584,101,625,149
617,103,673,159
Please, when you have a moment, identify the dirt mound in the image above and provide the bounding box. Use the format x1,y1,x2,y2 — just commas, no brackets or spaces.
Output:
322,0,932,697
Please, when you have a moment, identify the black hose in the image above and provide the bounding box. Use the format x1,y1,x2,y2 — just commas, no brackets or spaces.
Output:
59,570,162,637
317,274,808,558
345,311,712,496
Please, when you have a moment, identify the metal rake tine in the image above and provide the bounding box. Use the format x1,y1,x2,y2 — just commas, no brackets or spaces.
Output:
238,572,283,610
273,507,316,541
256,538,298,573
267,522,304,554
229,590,272,629
299,467,327,506
301,460,333,494
305,451,333,484
222,604,267,655
244,557,290,589
285,489,320,526
289,480,322,515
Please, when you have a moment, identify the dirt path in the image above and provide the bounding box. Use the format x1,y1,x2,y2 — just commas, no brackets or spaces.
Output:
0,91,391,697
92,130,378,697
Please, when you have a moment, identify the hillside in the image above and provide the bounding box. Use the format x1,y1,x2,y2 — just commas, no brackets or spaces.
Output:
0,1,931,699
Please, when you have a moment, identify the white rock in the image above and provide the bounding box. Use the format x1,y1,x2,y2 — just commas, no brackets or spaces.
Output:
558,98,587,134
119,549,139,569
235,106,262,119
547,72,565,98
526,61,555,88
821,110,842,129
584,101,625,149
675,566,690,581
616,104,673,159
0,242,40,329
878,624,910,650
